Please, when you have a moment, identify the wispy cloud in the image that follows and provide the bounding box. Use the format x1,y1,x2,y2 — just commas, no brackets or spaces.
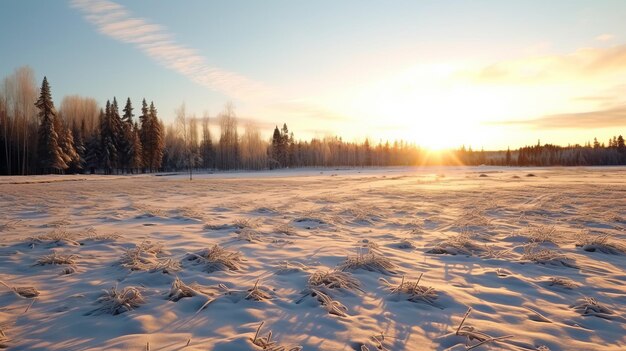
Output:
70,0,273,101
596,34,615,42
461,44,626,84
489,105,626,129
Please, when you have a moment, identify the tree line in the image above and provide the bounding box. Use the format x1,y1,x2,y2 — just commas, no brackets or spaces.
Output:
1,66,625,175
447,137,625,167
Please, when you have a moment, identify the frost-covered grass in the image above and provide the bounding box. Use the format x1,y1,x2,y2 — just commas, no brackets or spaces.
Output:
0,280,40,298
427,231,485,256
521,244,578,268
168,277,198,302
34,253,77,266
380,274,439,307
120,241,181,273
89,286,145,315
338,251,396,275
250,321,303,351
570,297,613,318
575,232,625,254
184,245,243,272
28,228,80,247
307,270,361,291
1,167,625,350
548,277,579,289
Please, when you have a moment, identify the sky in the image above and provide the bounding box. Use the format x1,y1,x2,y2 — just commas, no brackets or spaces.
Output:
1,0,626,150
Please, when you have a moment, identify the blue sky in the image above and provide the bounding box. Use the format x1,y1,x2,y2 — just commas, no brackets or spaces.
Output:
1,0,625,149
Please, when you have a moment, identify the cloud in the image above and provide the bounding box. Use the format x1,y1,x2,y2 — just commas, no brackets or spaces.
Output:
596,34,615,42
70,0,274,101
490,105,626,129
461,44,626,84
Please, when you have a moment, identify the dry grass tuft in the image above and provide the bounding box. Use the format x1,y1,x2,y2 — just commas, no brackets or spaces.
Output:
90,286,145,315
427,232,485,256
548,277,578,289
28,228,80,247
338,251,396,275
35,253,77,266
274,223,298,236
236,228,262,242
84,227,121,241
575,232,625,254
244,280,273,301
308,288,348,317
380,274,439,307
0,280,40,298
234,218,260,229
570,297,613,319
120,241,180,274
168,277,199,302
527,225,560,244
454,307,514,350
522,244,578,268
250,321,303,351
185,245,243,272
454,209,492,228
308,270,361,292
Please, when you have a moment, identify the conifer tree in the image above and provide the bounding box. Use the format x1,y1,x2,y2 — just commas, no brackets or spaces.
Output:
100,104,116,174
71,121,86,172
130,122,143,172
110,97,124,171
35,77,66,173
147,101,164,171
271,125,281,168
139,99,151,171
84,133,100,174
120,97,134,172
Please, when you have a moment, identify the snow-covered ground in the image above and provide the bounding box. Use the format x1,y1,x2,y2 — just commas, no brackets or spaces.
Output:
0,166,624,351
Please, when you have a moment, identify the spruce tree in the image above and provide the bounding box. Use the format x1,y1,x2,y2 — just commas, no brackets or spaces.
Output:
110,97,124,171
130,122,143,172
100,104,116,174
139,99,151,171
35,77,66,173
149,101,164,171
271,126,281,168
72,121,86,172
84,132,100,174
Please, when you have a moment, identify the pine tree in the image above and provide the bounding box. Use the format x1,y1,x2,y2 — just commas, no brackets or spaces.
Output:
121,97,134,172
271,126,281,168
148,101,164,171
35,77,66,173
281,123,289,167
84,133,100,174
71,121,86,172
130,122,143,172
110,97,124,172
139,99,151,171
100,104,116,174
